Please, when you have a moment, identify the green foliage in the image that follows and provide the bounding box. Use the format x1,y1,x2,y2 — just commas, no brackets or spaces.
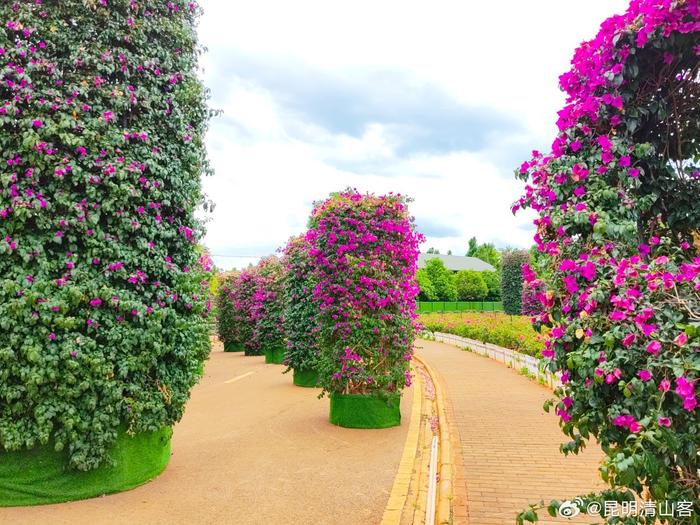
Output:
425,258,457,301
481,271,501,301
416,268,438,301
501,249,530,315
466,237,501,269
282,235,319,371
454,270,488,301
0,1,213,471
216,272,240,344
253,257,285,354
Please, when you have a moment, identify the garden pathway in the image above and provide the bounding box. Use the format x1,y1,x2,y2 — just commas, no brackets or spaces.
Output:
417,339,606,525
2,342,412,525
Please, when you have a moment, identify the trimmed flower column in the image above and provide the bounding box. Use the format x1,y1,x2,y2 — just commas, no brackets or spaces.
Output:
217,272,245,352
253,257,286,364
307,190,422,428
234,268,263,356
282,235,320,386
0,0,211,505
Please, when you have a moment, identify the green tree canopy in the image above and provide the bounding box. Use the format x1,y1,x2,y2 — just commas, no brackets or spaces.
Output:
481,271,501,301
424,258,457,301
416,268,438,301
454,270,488,301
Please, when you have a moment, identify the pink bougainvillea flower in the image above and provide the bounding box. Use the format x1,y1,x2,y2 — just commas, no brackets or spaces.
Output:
89,298,102,308
673,332,688,346
645,340,661,355
657,417,671,427
622,333,636,347
638,370,652,382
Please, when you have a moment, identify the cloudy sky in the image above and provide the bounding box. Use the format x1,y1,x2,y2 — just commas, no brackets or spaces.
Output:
196,0,629,270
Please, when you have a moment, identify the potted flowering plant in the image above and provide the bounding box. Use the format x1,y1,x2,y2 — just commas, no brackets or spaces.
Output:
234,268,262,356
307,190,423,428
0,0,212,505
253,257,286,364
282,235,320,386
217,272,245,352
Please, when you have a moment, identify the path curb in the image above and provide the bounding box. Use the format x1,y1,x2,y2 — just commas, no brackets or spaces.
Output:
380,366,424,525
413,354,453,525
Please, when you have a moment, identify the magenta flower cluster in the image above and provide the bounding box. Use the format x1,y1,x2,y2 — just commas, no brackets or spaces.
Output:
515,0,699,516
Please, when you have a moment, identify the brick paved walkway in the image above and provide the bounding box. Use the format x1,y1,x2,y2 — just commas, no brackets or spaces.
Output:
417,339,605,525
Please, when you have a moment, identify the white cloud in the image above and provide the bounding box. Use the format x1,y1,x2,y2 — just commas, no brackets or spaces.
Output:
197,0,630,269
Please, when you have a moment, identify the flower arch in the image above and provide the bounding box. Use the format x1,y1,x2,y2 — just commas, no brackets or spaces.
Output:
515,0,699,520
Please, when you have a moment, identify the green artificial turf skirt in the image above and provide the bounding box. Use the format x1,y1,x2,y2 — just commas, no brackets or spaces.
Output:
0,426,172,507
223,341,245,352
329,393,401,429
293,367,320,388
264,347,286,364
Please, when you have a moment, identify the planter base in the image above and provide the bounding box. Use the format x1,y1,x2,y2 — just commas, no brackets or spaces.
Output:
264,347,286,364
0,427,172,507
329,393,401,429
293,368,319,388
223,341,245,352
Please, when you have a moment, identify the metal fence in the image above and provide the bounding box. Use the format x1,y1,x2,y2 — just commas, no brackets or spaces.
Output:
417,301,503,313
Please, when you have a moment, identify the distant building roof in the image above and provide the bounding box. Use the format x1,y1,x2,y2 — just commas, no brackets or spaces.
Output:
418,253,495,272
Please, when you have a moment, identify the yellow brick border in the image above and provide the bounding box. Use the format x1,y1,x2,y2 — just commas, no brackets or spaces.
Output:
380,366,424,525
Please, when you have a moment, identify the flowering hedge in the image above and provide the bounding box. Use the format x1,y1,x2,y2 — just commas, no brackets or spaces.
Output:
514,0,699,521
251,256,285,355
216,272,241,345
0,1,212,471
306,190,423,396
282,235,319,371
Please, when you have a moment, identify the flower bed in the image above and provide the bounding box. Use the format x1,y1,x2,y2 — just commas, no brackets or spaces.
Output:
419,312,545,357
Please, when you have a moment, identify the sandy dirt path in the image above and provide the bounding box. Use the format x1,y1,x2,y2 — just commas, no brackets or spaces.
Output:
2,344,412,525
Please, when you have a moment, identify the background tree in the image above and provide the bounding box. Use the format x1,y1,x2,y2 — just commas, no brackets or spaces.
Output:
426,247,441,254
425,258,457,301
416,268,438,301
454,270,488,301
481,271,501,301
466,236,478,256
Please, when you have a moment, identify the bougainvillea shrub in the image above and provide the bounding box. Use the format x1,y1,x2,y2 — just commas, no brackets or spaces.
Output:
0,1,212,470
282,235,319,371
306,190,423,396
251,256,285,355
232,267,261,355
216,271,241,345
501,249,529,315
514,0,699,521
